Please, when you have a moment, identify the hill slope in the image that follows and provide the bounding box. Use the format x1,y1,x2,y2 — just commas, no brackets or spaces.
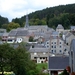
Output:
12,3,75,29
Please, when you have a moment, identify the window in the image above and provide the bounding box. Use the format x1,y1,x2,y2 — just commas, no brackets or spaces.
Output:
51,50,53,53
54,45,56,48
40,57,42,59
52,42,53,44
43,57,45,59
52,46,53,48
34,57,37,59
55,50,56,53
66,43,68,45
64,49,66,51
59,50,62,53
43,52,46,54
60,42,61,44
34,53,37,55
47,42,49,44
60,46,62,48
47,46,49,48
54,42,56,44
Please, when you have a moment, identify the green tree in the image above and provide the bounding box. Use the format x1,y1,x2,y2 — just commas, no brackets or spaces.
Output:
1,24,8,29
0,44,15,74
7,22,20,31
29,36,34,42
0,15,9,28
0,43,38,75
69,14,75,25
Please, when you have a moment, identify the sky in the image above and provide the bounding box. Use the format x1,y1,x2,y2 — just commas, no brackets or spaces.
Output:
0,0,75,22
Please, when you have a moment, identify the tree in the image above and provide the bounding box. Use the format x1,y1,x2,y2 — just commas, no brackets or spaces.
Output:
13,44,38,75
0,43,37,75
0,44,15,75
60,69,69,75
1,24,8,29
29,36,34,42
0,15,9,28
7,22,20,31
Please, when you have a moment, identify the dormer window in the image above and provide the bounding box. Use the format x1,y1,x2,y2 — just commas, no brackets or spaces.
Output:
43,52,46,54
34,53,37,55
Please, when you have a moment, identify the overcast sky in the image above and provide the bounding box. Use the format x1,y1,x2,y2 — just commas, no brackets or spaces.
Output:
0,0,75,22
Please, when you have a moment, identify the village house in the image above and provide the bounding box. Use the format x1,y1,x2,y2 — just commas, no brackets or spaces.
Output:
29,43,49,63
56,24,64,33
69,39,75,73
48,56,69,75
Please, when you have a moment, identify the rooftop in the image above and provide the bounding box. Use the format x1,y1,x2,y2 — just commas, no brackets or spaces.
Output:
48,56,69,70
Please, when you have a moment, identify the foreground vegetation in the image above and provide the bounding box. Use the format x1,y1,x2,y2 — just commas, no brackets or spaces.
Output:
0,43,49,75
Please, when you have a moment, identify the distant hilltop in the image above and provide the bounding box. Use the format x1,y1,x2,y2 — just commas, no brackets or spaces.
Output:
0,3,75,29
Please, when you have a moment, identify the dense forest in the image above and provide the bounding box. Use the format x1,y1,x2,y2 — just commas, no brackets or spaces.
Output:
0,15,9,28
12,3,75,29
0,3,75,30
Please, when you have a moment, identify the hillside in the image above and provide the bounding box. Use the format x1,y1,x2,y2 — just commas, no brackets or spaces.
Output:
12,3,75,29
0,15,9,28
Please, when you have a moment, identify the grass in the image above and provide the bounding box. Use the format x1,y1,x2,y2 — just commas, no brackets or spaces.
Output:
36,63,48,72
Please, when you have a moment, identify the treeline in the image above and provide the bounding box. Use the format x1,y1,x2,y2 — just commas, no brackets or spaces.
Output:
12,3,75,29
0,15,9,28
0,3,75,30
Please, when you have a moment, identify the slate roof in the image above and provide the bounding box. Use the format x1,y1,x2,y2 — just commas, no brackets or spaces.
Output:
8,28,29,36
70,39,75,52
52,31,59,36
34,32,45,36
8,29,17,36
28,25,48,30
0,29,6,36
48,56,69,70
0,29,6,32
16,29,29,36
70,26,75,29
29,48,49,53
56,24,64,29
2,32,9,36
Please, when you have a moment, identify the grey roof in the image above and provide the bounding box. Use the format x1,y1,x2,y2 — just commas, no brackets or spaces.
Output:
33,43,46,48
8,29,17,36
29,48,49,53
0,33,4,36
48,56,69,70
28,25,48,30
52,31,59,36
0,29,6,32
8,28,29,36
70,39,75,52
47,28,55,32
16,29,29,36
70,26,75,29
3,32,9,36
56,24,64,29
63,31,69,35
34,32,45,36
0,29,6,36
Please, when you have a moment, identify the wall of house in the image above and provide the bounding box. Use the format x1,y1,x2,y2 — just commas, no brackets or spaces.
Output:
66,35,75,46
50,39,64,54
30,52,48,63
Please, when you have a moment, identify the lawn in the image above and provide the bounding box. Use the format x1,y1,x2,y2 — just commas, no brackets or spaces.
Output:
36,63,48,72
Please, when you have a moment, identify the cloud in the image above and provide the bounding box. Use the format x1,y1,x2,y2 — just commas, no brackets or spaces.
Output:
0,0,75,22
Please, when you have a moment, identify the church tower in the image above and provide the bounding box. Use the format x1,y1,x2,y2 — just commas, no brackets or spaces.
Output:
24,14,29,28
